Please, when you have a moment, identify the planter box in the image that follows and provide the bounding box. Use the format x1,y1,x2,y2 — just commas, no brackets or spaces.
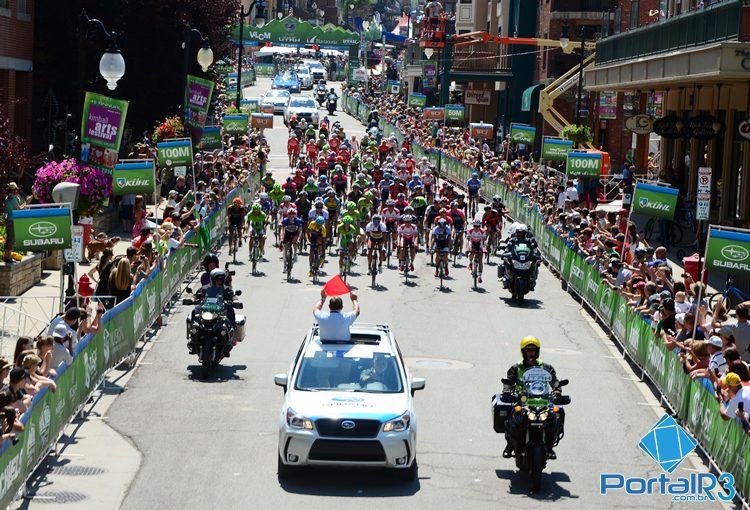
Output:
0,254,43,296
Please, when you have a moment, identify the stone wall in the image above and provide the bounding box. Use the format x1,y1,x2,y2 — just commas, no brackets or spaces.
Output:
0,254,43,296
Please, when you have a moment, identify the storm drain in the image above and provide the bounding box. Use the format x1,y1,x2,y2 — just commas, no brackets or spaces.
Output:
50,465,105,476
29,490,88,504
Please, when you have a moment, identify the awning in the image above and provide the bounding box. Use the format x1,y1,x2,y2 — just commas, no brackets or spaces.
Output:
521,83,543,112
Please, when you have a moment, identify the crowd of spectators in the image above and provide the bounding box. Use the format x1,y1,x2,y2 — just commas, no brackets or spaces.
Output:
345,78,750,430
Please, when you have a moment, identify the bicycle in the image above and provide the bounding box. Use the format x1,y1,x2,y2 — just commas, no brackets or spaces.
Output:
339,246,353,282
283,241,294,281
369,249,379,288
435,249,448,290
384,233,393,268
309,242,321,284
451,230,464,266
708,275,750,311
469,249,483,290
228,224,242,264
486,229,497,264
249,232,263,275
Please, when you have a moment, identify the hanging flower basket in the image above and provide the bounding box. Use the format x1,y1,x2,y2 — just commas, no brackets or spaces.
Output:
33,159,112,217
151,116,186,144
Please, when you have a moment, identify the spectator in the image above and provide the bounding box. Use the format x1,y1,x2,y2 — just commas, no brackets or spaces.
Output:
47,307,82,347
313,290,360,341
12,336,34,368
3,182,25,264
21,354,56,393
719,372,750,422
0,357,10,388
713,303,750,362
50,324,74,370
89,248,115,296
35,336,57,378
109,258,134,304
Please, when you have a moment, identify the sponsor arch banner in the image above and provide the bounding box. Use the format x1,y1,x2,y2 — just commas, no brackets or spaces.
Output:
11,207,73,251
631,182,678,220
705,227,750,275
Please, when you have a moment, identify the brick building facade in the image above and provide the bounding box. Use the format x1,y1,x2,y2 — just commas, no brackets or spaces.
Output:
0,0,34,140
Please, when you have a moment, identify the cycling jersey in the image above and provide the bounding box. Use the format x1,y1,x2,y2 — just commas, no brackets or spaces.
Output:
307,221,327,244
324,196,341,211
278,202,297,218
381,207,400,224
398,223,418,242
433,226,452,251
258,200,272,214
449,209,466,230
482,210,501,229
246,211,267,232
288,138,300,153
357,197,373,216
467,177,481,195
365,221,387,241
262,176,275,190
337,223,357,248
466,228,487,250
281,217,302,243
228,205,246,226
269,188,284,204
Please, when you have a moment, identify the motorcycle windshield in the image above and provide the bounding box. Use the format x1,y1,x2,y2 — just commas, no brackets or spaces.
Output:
200,295,224,313
513,243,532,262
522,367,552,398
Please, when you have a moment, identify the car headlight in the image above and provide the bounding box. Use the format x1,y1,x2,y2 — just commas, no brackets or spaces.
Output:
286,407,313,430
383,412,410,432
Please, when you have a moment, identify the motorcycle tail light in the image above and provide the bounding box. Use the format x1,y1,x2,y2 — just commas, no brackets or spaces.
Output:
552,406,559,413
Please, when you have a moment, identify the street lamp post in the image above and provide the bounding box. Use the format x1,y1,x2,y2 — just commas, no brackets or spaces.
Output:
561,21,591,126
236,0,267,109
79,10,126,91
182,27,214,110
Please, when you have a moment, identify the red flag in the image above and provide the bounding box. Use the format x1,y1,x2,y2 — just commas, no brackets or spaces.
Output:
323,275,350,297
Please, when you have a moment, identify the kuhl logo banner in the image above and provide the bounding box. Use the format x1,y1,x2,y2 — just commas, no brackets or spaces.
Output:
11,208,72,251
631,183,678,220
705,228,750,275
112,160,156,195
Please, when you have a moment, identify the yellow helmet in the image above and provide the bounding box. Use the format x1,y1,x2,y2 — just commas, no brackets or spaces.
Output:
520,336,541,351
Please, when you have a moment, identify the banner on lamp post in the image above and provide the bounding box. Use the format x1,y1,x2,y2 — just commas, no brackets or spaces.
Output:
80,92,129,172
223,113,249,135
239,98,260,113
408,93,427,107
423,107,444,121
11,207,73,251
157,138,193,176
509,123,536,144
112,160,156,195
183,74,214,143
631,182,678,220
387,80,401,94
445,104,465,122
542,138,573,161
198,126,223,151
704,227,750,275
566,151,602,177
250,113,274,129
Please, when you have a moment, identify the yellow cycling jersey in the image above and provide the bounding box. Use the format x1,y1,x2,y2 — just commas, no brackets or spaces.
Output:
307,221,327,238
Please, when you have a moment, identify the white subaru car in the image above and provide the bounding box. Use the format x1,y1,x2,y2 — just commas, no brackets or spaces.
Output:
274,323,425,480
283,96,319,127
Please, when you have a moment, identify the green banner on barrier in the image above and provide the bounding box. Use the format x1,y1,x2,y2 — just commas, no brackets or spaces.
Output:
705,228,750,275
566,151,602,177
11,207,73,251
199,126,223,151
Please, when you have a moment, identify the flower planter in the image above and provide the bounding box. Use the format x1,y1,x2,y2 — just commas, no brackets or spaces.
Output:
0,254,43,296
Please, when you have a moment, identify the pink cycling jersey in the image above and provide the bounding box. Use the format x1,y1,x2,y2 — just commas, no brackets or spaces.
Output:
466,228,487,249
398,223,418,241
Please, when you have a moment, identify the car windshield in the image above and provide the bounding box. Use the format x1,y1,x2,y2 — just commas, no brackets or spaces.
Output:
295,348,403,393
290,98,316,108
281,73,296,81
297,68,310,75
266,90,290,98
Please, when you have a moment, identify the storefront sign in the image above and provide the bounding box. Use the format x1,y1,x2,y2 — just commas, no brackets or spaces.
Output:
686,114,725,140
738,119,750,140
705,228,750,275
631,182,678,220
566,151,602,177
223,113,249,135
157,138,193,173
469,123,494,140
423,107,444,121
599,91,618,120
444,104,465,122
11,207,73,251
464,90,491,105
408,93,427,107
250,113,274,129
653,115,684,139
542,138,573,161
80,92,129,172
112,160,156,195
199,126,223,151
625,114,654,135
696,167,711,221
509,123,536,144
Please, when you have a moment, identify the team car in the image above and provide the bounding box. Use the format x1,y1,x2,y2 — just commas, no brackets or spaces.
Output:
284,96,320,127
272,71,301,93
262,89,291,114
274,323,425,480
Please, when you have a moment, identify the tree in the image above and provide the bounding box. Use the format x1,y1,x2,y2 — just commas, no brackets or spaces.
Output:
0,105,43,194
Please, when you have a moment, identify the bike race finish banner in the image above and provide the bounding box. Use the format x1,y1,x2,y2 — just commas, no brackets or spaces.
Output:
183,74,214,144
631,182,678,220
230,16,359,50
445,104,465,122
704,227,750,275
156,138,193,177
0,185,250,508
198,126,223,151
408,93,427,108
340,91,750,499
566,151,602,177
542,138,573,161
509,123,536,144
112,160,156,195
223,113,249,135
80,92,129,173
10,207,73,251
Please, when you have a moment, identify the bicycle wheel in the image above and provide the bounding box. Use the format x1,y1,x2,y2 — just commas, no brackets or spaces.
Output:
285,247,293,280
370,256,377,288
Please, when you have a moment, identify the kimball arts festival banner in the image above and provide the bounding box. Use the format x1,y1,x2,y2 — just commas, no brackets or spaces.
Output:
80,92,129,174
112,160,156,195
184,74,214,144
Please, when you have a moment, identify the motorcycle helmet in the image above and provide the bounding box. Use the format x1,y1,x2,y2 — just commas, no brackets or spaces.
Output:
210,268,227,286
203,253,219,271
520,336,541,352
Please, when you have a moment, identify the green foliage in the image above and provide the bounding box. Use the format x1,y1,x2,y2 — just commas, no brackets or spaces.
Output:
561,124,592,145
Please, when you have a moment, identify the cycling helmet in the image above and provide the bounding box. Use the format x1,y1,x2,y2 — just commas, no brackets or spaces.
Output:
402,215,414,223
314,201,324,208
298,191,308,198
404,206,414,213
319,175,328,182
397,193,405,199
210,268,226,286
372,214,381,221
251,203,261,212
327,189,335,195
473,219,481,227
315,216,325,226
484,205,492,211
233,197,243,205
286,176,293,182
472,172,478,178
450,201,458,208
346,201,356,211
288,208,297,215
437,218,447,225
259,192,269,200
344,216,355,225
282,195,291,202
520,336,541,351
493,194,501,201
386,199,395,206
307,177,315,184
265,171,272,175
365,191,373,199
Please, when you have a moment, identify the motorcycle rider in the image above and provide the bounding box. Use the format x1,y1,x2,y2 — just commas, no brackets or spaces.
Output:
188,268,237,355
502,336,564,460
500,223,539,290
316,80,327,105
326,88,338,114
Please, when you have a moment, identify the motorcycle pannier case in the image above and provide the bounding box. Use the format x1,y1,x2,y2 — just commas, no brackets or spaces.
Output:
235,314,246,342
492,395,514,433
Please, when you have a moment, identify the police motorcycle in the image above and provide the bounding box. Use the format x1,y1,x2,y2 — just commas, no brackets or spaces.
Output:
183,267,245,378
493,369,570,492
316,81,327,107
497,225,539,304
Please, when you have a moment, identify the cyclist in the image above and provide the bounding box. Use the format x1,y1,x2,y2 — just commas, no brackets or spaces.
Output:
269,183,284,209
423,200,441,248
281,176,297,201
381,199,400,247
422,167,437,202
407,174,423,193
482,205,502,255
357,191,375,223
245,203,268,259
257,192,272,215
307,216,327,276
332,167,348,197
448,200,466,254
397,214,418,272
365,214,387,274
323,189,341,239
467,171,482,214
306,138,318,160
303,176,319,198
288,133,300,167
227,197,246,250
466,219,487,283
337,216,358,274
280,208,303,262
431,218,452,277
393,192,409,214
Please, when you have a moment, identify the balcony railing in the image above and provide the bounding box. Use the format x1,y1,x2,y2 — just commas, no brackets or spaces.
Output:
551,0,612,12
451,42,511,73
596,0,746,65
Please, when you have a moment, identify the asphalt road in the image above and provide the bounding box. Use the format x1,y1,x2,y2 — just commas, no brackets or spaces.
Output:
105,78,712,510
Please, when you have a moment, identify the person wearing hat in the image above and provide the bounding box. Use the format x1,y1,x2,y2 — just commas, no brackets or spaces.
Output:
47,307,82,348
713,302,750,363
50,323,74,370
719,372,750,423
3,182,26,263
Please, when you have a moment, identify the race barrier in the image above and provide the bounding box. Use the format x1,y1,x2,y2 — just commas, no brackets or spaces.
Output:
0,185,250,506
342,92,750,500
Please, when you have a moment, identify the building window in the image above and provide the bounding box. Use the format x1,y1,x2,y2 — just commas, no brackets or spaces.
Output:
613,6,621,33
629,0,639,29
0,0,8,11
18,0,26,12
